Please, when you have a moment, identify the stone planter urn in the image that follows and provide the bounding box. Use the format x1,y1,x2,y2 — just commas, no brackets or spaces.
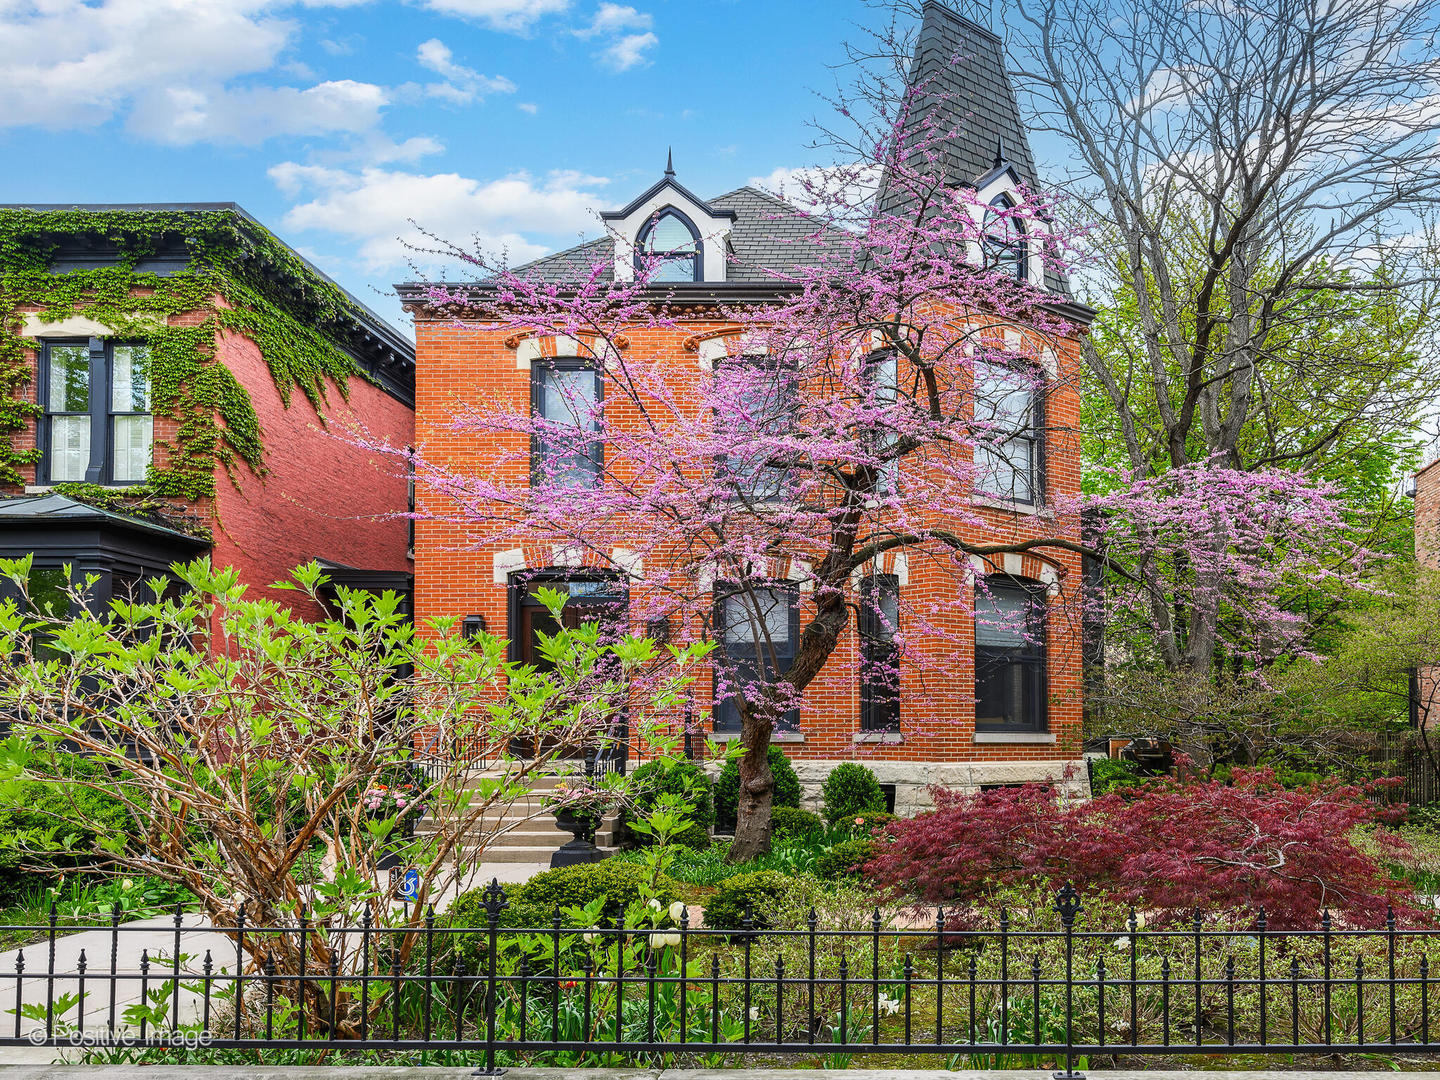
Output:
551,807,607,868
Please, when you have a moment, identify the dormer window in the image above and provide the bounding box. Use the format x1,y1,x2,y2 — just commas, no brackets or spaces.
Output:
983,194,1028,281
635,209,702,283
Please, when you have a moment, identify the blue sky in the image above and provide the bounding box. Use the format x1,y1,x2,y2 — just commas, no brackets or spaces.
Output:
0,0,886,332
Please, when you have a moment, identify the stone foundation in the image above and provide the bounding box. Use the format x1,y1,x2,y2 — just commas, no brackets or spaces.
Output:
707,758,1089,817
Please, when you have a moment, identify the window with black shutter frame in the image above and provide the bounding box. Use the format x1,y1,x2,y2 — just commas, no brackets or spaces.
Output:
712,582,799,733
531,358,602,489
974,577,1048,732
859,573,900,730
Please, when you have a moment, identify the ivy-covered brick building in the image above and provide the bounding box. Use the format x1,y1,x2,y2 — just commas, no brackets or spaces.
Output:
0,203,415,620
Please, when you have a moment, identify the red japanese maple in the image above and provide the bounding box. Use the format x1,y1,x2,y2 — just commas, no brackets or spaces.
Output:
866,769,1420,928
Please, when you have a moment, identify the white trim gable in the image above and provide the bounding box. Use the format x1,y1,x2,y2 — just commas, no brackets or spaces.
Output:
970,170,1048,290
610,180,733,285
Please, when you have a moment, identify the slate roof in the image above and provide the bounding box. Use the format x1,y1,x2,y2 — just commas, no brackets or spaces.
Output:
505,2,1077,303
513,186,850,284
884,1,1071,296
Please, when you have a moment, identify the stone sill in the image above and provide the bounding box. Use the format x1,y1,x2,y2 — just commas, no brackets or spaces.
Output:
971,493,1051,519
708,732,806,744
852,731,903,744
972,731,1056,745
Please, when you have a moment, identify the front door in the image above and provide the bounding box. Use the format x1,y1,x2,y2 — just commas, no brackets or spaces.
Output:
510,572,629,760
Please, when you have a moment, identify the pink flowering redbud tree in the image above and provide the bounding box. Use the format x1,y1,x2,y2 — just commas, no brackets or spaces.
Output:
397,69,1372,857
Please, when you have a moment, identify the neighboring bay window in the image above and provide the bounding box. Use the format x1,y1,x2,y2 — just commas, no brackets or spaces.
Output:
974,577,1048,733
531,358,602,489
40,339,152,485
713,582,799,733
859,573,901,730
973,358,1041,505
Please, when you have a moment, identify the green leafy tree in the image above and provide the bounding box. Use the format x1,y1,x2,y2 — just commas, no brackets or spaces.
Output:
0,555,707,1037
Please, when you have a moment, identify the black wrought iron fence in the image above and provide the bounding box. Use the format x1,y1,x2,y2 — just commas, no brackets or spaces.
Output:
5,883,1440,1075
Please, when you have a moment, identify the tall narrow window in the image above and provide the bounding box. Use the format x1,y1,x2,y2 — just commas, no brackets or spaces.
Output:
859,573,900,730
110,345,153,483
636,209,701,282
40,339,152,485
974,578,1047,732
973,359,1041,505
531,359,601,489
713,582,799,733
863,349,900,495
983,193,1028,281
717,357,795,501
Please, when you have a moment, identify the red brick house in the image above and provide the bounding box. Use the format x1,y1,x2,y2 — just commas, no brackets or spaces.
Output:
400,4,1095,813
0,203,414,626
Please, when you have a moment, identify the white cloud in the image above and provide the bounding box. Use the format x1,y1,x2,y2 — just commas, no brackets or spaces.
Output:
598,31,657,71
269,162,610,270
578,2,651,35
572,3,656,70
130,79,388,145
418,0,570,34
416,38,516,104
518,102,539,114
0,0,404,145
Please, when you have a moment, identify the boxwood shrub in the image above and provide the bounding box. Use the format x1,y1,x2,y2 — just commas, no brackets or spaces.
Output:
715,747,800,831
815,838,878,880
701,869,792,933
620,757,714,848
821,762,886,823
770,806,822,840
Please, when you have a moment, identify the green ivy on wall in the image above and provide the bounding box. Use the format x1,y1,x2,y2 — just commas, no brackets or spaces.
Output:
0,207,380,501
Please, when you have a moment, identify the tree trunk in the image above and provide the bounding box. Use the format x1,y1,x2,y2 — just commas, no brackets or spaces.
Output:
728,707,775,862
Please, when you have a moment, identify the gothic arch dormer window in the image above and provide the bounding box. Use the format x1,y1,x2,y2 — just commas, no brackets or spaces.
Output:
983,193,1028,282
635,208,702,283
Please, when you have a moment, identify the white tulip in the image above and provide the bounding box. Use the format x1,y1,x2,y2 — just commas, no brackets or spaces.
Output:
669,901,687,923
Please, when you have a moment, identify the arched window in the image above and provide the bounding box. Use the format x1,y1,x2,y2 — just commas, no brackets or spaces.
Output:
982,194,1028,281
635,208,702,282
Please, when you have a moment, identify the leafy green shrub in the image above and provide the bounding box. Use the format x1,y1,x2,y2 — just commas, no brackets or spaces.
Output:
1409,804,1440,833
621,758,714,846
0,759,139,903
815,838,879,880
770,806,822,839
715,747,800,831
849,810,897,836
821,762,886,823
1089,758,1146,796
701,869,792,933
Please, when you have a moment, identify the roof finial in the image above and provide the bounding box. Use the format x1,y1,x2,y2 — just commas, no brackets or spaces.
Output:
665,147,675,177
993,134,1008,169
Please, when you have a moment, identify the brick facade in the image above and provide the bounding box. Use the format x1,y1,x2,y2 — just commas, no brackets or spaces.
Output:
408,313,1088,807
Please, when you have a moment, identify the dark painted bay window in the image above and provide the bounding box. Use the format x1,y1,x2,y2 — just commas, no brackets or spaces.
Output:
713,582,799,733
859,573,901,730
531,358,602,488
974,578,1048,732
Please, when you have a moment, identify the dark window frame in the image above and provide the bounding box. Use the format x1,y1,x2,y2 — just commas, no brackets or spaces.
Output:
973,356,1046,507
983,193,1029,281
715,353,798,502
974,576,1049,734
712,579,801,733
635,207,703,283
862,348,901,496
530,356,603,489
37,337,153,487
859,572,901,731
